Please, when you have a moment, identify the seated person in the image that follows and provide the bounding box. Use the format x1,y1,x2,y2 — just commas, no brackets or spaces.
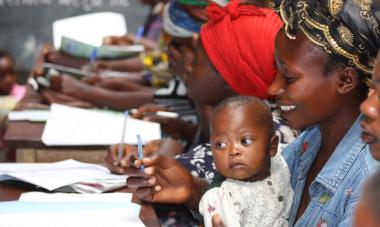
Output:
199,96,293,227
0,50,26,161
0,50,26,113
353,169,380,227
111,1,380,226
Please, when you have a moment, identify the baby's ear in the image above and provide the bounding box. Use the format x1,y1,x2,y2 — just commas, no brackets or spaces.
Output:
269,135,279,157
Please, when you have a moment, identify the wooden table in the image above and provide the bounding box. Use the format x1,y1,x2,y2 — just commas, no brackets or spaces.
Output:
0,181,160,226
4,121,108,163
3,121,162,226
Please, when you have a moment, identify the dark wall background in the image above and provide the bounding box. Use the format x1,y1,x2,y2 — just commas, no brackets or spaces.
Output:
0,0,150,82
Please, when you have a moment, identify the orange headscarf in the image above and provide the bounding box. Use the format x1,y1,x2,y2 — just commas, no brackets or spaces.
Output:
200,0,283,98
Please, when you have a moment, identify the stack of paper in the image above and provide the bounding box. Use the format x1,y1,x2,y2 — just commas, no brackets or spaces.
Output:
61,36,144,59
0,159,127,193
42,104,161,146
0,192,144,227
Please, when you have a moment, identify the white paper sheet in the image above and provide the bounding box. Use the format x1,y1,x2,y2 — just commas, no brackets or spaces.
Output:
19,192,133,202
52,12,127,49
42,104,161,146
8,110,50,122
0,201,144,227
0,159,127,192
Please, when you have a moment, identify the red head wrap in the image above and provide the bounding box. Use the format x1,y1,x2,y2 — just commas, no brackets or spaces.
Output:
200,0,283,98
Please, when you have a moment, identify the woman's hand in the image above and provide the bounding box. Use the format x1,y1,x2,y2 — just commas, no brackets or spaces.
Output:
128,155,194,204
104,143,139,174
103,34,158,51
104,139,170,174
132,103,197,142
132,103,168,119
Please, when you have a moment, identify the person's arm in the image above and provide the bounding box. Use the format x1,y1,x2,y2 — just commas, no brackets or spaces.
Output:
132,103,198,143
130,155,209,207
185,175,209,211
94,57,144,72
105,144,209,207
50,75,155,110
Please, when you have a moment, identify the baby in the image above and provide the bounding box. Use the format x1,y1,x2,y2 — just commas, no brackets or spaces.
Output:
199,96,293,227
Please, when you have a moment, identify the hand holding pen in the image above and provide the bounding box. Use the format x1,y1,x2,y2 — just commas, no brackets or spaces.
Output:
88,48,97,73
134,25,145,44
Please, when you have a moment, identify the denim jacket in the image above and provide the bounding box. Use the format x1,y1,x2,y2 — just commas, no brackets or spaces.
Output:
282,116,379,226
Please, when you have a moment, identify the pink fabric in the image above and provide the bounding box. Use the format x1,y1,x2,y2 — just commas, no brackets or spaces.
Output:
9,84,26,101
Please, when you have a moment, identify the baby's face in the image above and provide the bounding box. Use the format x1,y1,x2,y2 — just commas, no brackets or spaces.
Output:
210,105,274,182
0,56,16,95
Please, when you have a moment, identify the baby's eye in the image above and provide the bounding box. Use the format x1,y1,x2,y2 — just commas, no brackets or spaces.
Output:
241,137,253,146
213,141,227,150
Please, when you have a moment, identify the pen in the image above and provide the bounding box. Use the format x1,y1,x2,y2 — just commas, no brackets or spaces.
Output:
89,48,97,73
129,109,179,118
134,25,145,44
117,111,128,161
137,134,144,171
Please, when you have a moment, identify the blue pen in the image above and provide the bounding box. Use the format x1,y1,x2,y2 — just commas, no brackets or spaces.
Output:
137,134,144,171
134,25,145,44
89,48,97,73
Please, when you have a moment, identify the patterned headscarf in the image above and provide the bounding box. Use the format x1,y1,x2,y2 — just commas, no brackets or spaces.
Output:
201,0,283,98
163,0,203,37
271,0,380,79
177,0,209,6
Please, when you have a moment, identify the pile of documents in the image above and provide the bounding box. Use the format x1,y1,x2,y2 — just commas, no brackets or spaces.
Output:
0,159,127,193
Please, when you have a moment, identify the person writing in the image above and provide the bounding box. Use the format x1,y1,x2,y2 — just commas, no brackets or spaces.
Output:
105,0,296,183
199,95,293,227
111,0,380,226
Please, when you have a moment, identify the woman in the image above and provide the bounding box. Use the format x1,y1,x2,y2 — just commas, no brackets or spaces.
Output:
360,50,380,160
120,0,380,226
106,0,295,181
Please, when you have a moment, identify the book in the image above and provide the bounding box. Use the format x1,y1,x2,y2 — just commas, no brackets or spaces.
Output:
60,36,144,59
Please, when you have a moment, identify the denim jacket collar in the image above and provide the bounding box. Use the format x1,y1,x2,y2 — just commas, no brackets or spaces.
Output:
301,115,365,193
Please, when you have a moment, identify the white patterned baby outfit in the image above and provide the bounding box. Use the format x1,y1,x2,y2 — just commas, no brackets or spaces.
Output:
199,154,293,227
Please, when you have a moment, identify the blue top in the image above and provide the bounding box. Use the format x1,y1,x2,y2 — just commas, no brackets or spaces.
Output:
282,115,379,226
